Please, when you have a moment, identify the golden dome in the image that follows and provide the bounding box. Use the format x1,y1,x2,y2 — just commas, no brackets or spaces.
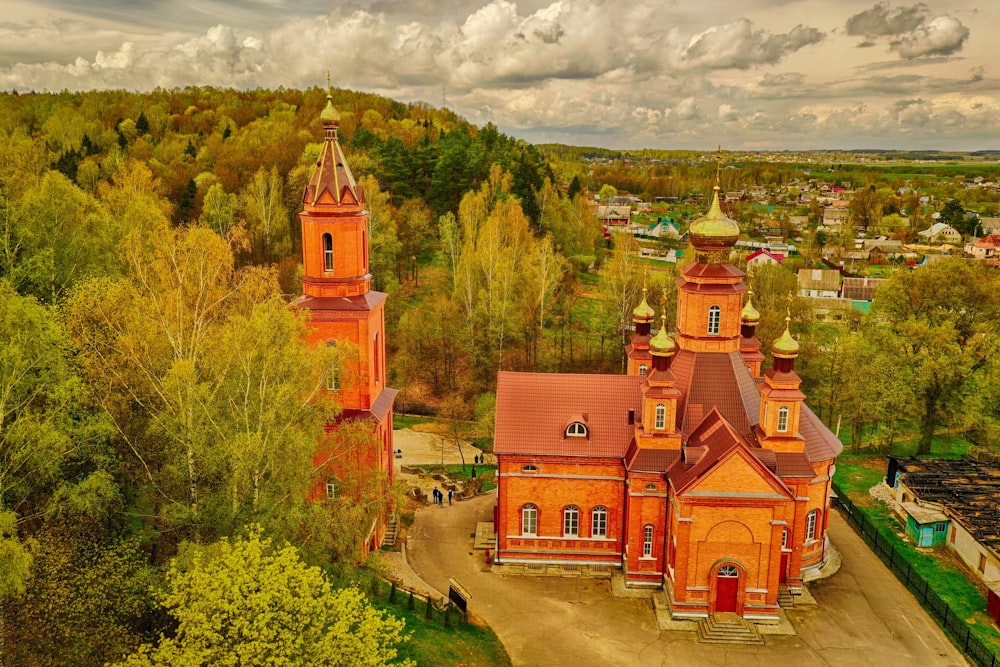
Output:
650,313,676,356
632,287,655,322
320,94,341,126
772,317,799,359
741,290,760,325
688,185,739,259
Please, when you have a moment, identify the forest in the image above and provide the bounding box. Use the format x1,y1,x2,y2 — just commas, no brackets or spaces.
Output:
2,85,1000,665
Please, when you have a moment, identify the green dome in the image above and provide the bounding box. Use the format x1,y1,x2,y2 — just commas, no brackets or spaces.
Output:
772,317,799,358
688,185,739,257
632,288,655,322
650,315,676,356
320,95,341,125
741,291,760,325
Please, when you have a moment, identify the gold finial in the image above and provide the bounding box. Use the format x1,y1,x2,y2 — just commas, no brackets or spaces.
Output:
326,70,332,91
715,145,722,190
786,291,794,319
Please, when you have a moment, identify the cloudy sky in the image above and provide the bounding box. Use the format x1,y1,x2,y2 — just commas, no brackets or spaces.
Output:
2,0,997,150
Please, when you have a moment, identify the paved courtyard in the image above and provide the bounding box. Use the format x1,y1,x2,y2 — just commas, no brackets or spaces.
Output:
405,491,969,667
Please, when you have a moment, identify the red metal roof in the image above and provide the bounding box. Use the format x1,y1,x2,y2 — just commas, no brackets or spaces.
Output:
495,372,643,458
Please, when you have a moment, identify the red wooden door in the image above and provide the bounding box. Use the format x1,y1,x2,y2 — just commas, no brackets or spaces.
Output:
715,565,739,613
779,552,789,584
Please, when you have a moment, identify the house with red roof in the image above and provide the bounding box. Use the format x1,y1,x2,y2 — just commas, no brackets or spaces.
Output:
494,186,842,622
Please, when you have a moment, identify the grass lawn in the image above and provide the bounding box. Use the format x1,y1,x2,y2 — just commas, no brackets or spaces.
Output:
394,414,434,430
372,598,511,667
410,464,498,493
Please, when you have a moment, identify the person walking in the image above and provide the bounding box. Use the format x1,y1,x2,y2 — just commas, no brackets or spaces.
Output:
448,488,454,506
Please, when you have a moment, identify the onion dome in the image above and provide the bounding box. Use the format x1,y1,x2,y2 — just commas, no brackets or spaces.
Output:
741,290,761,325
650,313,676,357
320,95,341,126
688,185,740,262
632,287,655,323
772,317,799,359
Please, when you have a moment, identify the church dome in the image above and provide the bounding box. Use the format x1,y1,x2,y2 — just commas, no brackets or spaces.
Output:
632,288,655,323
650,314,676,356
772,317,799,359
689,185,740,260
741,290,760,325
320,94,341,126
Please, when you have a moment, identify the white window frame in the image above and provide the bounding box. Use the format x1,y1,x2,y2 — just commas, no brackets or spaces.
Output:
322,232,334,272
708,305,721,335
522,504,538,536
638,363,648,376
654,403,666,430
805,510,818,542
563,506,579,537
325,479,339,499
642,524,654,558
326,341,339,391
565,422,588,438
777,405,789,433
591,507,607,538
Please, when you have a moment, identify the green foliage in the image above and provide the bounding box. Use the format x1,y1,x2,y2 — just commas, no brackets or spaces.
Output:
115,528,412,667
0,509,31,602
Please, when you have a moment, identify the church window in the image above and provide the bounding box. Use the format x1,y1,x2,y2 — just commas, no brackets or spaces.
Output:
781,529,790,550
642,525,654,557
322,233,334,272
805,510,818,541
591,507,607,537
708,305,721,335
374,331,380,386
777,406,789,433
362,228,368,270
566,422,588,437
638,364,647,376
326,342,340,391
645,483,658,492
522,465,538,473
522,504,538,536
325,479,339,500
654,404,666,430
718,564,739,577
563,506,579,537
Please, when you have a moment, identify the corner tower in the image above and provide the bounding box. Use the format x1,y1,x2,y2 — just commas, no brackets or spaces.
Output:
297,87,397,552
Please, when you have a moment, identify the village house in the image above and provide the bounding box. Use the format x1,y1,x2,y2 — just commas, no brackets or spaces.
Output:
918,222,962,244
840,276,887,303
493,186,841,622
797,268,841,299
745,249,784,270
966,234,1000,261
821,207,850,232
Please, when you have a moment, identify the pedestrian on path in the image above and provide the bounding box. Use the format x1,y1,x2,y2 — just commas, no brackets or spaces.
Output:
436,488,443,507
448,488,454,505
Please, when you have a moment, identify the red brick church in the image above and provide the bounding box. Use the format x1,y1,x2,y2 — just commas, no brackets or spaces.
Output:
297,90,397,554
494,187,841,620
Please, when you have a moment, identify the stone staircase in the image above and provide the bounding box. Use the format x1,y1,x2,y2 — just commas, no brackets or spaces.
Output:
696,613,765,645
777,585,796,609
381,515,399,547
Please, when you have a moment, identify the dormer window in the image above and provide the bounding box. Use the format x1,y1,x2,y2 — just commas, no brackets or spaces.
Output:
565,422,588,437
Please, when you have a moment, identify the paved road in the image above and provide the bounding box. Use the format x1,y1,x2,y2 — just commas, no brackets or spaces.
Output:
406,492,968,667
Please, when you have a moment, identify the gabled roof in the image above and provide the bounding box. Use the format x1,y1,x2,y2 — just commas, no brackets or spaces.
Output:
495,371,642,458
745,249,784,263
798,268,841,292
672,351,759,440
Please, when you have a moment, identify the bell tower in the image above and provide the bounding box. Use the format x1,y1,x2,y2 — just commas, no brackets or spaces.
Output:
297,84,397,552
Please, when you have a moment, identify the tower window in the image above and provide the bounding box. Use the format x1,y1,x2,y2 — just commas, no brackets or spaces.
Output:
638,363,647,376
708,305,721,335
322,233,334,272
563,506,579,537
654,403,666,430
777,406,789,433
326,341,339,391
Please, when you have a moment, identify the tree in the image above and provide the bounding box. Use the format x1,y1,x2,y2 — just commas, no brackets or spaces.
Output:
567,175,582,200
598,184,618,201
115,529,412,667
849,184,882,234
241,166,290,263
867,259,1000,455
600,232,643,366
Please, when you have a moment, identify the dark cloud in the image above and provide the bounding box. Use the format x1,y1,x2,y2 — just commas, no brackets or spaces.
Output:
846,2,928,38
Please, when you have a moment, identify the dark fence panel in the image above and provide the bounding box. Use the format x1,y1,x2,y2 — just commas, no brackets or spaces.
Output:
832,482,998,667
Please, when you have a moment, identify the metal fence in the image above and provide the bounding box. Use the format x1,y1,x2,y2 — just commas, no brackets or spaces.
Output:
834,483,999,667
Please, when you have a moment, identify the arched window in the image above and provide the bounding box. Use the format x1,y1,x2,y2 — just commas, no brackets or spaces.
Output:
645,483,658,492
322,233,334,272
565,422,588,438
805,509,819,541
654,403,666,430
326,342,339,391
642,524,654,557
638,363,648,376
591,507,607,538
522,464,538,473
522,504,538,536
708,305,721,335
563,506,579,537
362,228,368,270
777,405,789,433
373,331,380,386
718,564,739,577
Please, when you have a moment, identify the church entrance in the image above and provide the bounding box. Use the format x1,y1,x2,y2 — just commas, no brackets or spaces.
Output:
715,564,740,613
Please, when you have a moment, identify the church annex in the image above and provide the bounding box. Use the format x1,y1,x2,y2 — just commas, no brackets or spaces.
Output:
494,186,841,621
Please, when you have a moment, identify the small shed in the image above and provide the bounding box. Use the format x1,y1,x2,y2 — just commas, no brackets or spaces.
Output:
901,502,950,548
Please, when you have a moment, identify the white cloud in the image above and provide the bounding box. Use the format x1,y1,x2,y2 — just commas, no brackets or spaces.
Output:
891,15,969,58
